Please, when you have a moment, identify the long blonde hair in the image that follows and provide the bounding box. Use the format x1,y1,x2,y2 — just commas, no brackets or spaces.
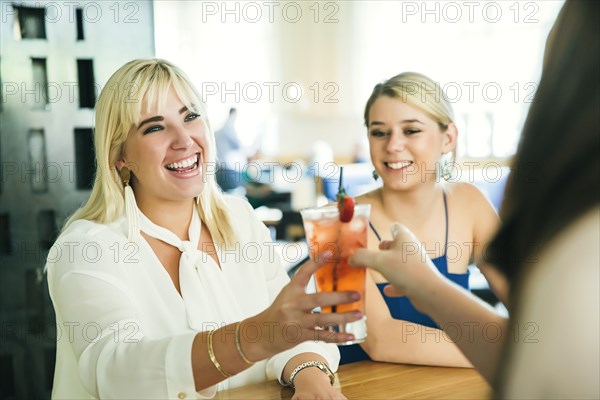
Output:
364,72,457,161
64,59,236,246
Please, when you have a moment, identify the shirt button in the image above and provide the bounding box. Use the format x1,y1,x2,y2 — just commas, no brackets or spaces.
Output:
177,392,186,399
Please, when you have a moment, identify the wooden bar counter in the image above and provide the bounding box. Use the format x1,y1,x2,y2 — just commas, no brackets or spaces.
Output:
215,360,491,399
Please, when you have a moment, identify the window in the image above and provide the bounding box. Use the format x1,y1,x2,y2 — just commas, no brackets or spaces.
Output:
74,128,95,189
153,1,273,153
351,1,565,160
28,129,48,193
26,269,45,333
0,57,3,113
76,8,85,40
44,347,56,390
14,5,46,39
0,213,11,255
37,210,57,250
77,59,95,108
0,355,15,397
31,58,49,110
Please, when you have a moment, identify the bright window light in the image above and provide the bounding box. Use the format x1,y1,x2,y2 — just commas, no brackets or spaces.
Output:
154,1,565,160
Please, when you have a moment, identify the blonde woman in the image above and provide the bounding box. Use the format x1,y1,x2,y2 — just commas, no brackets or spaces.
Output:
46,59,360,399
340,72,504,366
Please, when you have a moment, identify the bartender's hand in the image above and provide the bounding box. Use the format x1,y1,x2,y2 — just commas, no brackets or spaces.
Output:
349,223,445,312
292,369,345,400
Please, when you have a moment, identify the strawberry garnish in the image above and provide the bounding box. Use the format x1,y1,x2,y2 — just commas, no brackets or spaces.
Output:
336,167,354,222
337,191,355,222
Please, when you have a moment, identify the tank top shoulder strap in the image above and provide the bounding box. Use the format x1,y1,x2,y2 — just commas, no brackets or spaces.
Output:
369,220,382,242
366,192,448,253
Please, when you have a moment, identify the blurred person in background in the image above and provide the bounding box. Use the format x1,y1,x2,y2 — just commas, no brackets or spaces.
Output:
215,107,248,191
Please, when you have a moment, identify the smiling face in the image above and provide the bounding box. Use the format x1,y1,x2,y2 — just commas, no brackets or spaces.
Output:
367,95,456,191
117,87,208,206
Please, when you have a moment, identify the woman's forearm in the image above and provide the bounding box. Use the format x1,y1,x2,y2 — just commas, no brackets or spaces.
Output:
191,321,263,391
418,278,507,382
362,319,472,367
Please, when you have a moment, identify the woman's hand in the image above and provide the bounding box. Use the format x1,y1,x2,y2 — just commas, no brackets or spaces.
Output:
243,253,362,361
292,368,345,399
349,223,445,311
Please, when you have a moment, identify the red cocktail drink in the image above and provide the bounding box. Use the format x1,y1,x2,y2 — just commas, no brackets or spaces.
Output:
301,204,370,344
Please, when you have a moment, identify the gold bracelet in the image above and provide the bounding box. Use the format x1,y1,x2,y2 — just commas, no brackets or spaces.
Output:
235,321,255,365
207,329,232,378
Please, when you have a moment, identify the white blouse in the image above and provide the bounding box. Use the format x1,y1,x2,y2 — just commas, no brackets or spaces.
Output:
46,195,340,399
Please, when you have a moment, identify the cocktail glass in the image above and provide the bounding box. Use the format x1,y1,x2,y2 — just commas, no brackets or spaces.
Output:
300,204,370,344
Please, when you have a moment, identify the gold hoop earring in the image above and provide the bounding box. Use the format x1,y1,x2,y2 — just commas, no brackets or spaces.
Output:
119,166,139,242
120,166,131,187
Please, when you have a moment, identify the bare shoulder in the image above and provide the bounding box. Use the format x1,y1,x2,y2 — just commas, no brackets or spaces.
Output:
445,182,497,215
355,188,381,206
446,181,488,203
445,182,500,246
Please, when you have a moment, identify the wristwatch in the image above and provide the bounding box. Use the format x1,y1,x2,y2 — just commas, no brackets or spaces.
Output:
287,361,336,389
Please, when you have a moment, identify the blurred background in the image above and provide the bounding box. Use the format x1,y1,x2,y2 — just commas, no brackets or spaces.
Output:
0,1,564,398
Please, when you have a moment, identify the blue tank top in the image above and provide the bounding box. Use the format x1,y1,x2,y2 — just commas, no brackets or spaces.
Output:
339,191,470,364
